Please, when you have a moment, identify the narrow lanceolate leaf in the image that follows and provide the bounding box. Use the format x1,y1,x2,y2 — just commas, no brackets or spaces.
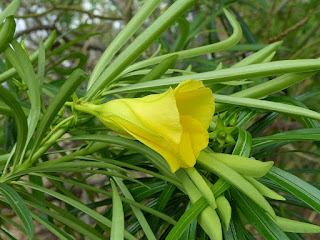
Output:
14,181,137,240
231,188,290,240
266,167,320,213
9,40,41,164
233,41,282,67
0,85,27,169
253,128,320,149
0,228,17,240
112,177,156,240
123,8,242,74
31,212,73,240
0,183,34,239
166,199,207,240
110,179,124,240
232,128,252,157
88,0,162,88
37,40,45,88
0,30,56,84
105,59,320,95
29,69,87,160
86,0,198,99
150,184,176,232
0,0,21,22
214,94,320,122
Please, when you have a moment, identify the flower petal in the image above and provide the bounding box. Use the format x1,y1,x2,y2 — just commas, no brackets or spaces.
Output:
118,88,182,145
174,80,215,129
108,115,184,172
178,115,209,169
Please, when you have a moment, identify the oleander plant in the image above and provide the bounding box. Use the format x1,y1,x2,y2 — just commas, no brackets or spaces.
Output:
0,0,319,239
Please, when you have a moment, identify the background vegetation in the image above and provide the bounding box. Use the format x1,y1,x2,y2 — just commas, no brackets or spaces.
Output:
0,0,319,239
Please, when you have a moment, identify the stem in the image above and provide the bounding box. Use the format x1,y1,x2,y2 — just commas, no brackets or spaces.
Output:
40,116,74,146
74,101,101,116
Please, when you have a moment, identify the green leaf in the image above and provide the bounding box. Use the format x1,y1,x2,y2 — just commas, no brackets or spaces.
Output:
105,60,320,95
24,197,105,240
0,85,27,169
31,212,73,240
232,129,252,157
60,134,172,177
166,198,207,240
214,94,320,122
14,181,137,240
0,183,34,239
173,17,190,51
0,30,56,84
150,184,176,231
33,172,176,226
88,0,162,88
51,52,87,75
231,188,290,240
110,179,124,240
253,128,320,148
0,0,21,22
122,8,242,76
112,177,156,240
266,167,320,213
28,69,87,161
37,40,45,88
9,40,41,163
86,0,202,99
0,228,17,240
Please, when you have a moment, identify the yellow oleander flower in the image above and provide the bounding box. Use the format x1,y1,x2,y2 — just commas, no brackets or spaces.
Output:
77,80,215,172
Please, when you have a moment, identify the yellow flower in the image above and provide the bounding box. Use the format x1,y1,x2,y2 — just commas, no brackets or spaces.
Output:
77,80,215,172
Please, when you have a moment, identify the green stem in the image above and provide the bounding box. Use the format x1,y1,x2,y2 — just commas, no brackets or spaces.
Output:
74,101,101,116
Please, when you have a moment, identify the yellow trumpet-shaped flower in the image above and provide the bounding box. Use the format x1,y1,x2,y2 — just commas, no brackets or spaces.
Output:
76,80,215,172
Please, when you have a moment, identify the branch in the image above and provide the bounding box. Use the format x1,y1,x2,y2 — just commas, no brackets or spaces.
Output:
15,5,122,21
14,25,56,38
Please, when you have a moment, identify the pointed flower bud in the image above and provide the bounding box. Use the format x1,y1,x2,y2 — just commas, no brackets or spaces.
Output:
76,80,215,172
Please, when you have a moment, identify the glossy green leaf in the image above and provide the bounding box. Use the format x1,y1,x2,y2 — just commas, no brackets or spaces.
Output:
14,181,137,240
0,85,27,169
266,167,320,213
110,179,124,240
0,30,56,84
105,60,320,95
86,0,198,99
9,40,41,163
231,188,289,240
0,228,17,240
88,0,162,88
166,198,207,240
31,212,73,240
232,129,252,157
28,69,87,160
0,183,34,239
112,177,156,240
214,94,320,121
0,0,21,22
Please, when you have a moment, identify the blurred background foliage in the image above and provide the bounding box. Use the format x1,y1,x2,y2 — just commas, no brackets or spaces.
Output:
0,0,319,239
